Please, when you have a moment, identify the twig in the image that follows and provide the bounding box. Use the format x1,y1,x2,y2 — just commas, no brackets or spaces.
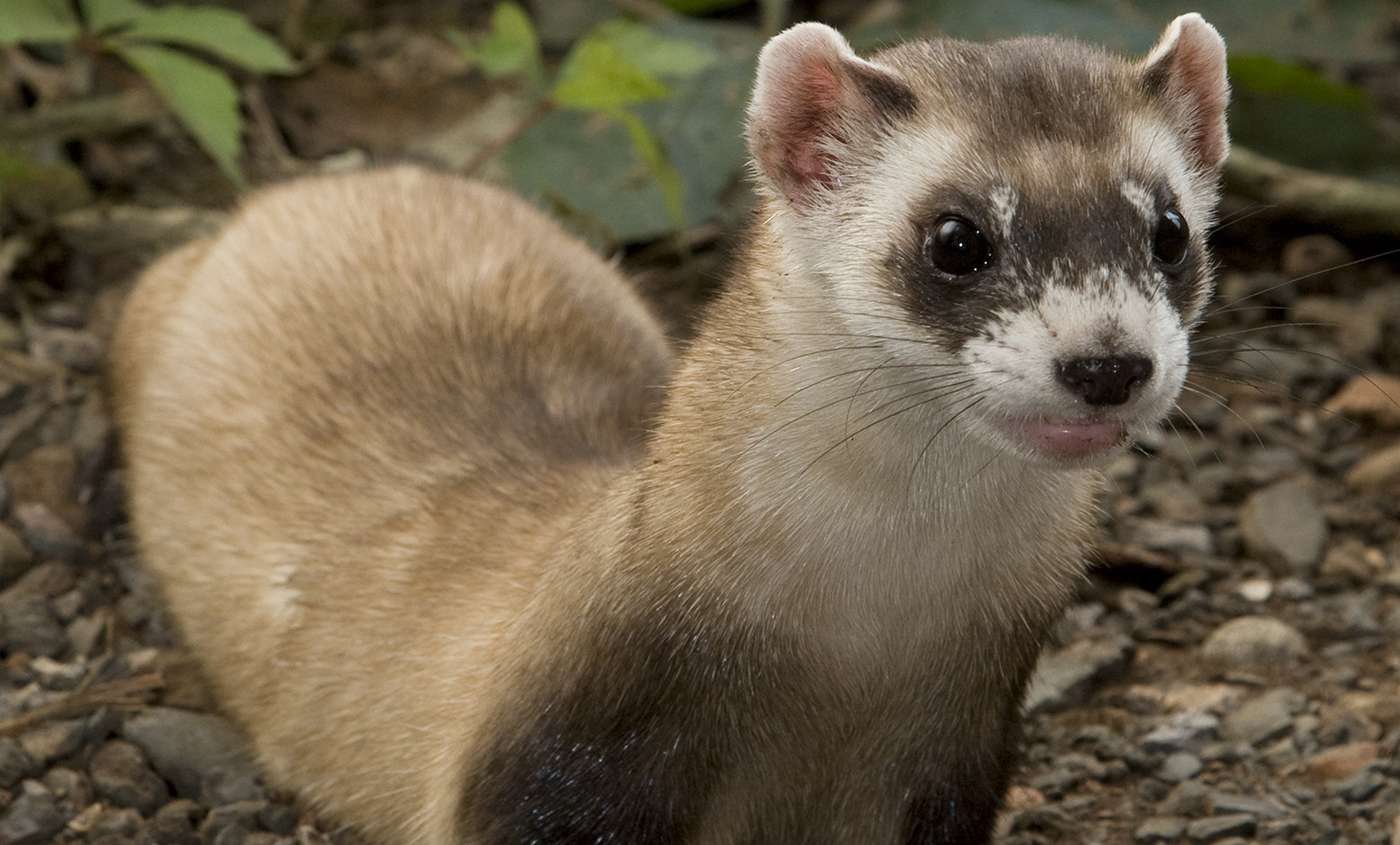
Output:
460,99,554,177
0,673,164,737
0,88,165,146
1224,145,1400,235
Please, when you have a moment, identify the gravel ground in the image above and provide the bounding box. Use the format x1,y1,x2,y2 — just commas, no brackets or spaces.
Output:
0,206,1394,845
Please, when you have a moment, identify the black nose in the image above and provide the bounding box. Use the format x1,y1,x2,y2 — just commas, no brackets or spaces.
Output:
1055,356,1154,407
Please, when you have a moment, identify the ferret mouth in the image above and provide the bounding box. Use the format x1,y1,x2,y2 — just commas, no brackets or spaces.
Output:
989,414,1130,462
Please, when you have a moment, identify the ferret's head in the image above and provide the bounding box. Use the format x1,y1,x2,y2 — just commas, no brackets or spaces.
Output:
747,15,1228,464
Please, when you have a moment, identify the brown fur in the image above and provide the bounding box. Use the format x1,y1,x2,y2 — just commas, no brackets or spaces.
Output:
112,16,1227,845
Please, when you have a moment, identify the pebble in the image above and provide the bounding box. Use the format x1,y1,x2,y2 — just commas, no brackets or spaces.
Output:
1307,742,1380,780
1220,687,1307,746
18,718,87,766
1185,813,1256,843
0,736,37,788
1023,634,1134,712
27,325,104,372
1343,441,1400,494
1207,789,1288,819
1127,518,1214,555
1321,372,1400,428
0,593,68,658
150,798,203,845
0,780,66,845
1329,766,1387,803
90,739,171,816
1237,478,1327,574
1235,578,1272,602
1156,751,1203,783
0,523,32,587
1200,615,1308,667
121,707,259,800
1142,712,1220,754
1135,816,1188,844
13,502,85,563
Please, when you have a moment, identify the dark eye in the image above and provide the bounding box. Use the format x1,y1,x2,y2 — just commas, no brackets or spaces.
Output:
925,216,993,276
1153,207,1189,266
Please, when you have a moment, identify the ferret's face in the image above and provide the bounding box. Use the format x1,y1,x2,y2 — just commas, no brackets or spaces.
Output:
748,21,1228,466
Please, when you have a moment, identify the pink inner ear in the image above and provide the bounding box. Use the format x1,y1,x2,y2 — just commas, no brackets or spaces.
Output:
782,59,845,195
1145,15,1229,172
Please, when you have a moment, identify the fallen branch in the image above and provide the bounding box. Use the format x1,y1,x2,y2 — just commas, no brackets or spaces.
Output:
0,673,164,737
1224,145,1400,235
0,88,166,147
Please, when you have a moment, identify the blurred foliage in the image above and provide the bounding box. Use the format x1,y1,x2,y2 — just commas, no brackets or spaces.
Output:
1,0,295,186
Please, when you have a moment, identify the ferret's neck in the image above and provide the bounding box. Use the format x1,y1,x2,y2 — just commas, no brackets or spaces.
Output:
618,230,1100,656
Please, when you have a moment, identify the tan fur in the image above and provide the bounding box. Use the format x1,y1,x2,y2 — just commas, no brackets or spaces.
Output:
112,16,1227,845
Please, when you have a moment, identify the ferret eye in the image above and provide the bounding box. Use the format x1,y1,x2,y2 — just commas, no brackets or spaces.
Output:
1153,207,1189,266
925,216,993,276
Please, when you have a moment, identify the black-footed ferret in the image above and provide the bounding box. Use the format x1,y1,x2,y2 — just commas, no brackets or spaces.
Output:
110,14,1228,845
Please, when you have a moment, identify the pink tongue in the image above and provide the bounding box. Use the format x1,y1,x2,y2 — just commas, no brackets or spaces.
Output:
1022,417,1124,459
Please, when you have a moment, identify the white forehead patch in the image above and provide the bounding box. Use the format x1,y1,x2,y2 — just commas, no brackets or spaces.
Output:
989,186,1018,241
1120,180,1156,223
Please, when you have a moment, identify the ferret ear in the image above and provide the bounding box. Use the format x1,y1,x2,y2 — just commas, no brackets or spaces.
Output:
746,23,917,207
1138,13,1230,173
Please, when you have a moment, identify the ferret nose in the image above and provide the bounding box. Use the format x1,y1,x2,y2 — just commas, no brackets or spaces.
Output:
1055,356,1154,406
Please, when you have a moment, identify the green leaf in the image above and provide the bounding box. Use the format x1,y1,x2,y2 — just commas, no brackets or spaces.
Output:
611,107,686,233
1228,55,1372,110
552,35,670,110
108,5,295,73
453,2,543,83
83,0,153,34
592,19,717,80
110,42,246,187
0,0,80,46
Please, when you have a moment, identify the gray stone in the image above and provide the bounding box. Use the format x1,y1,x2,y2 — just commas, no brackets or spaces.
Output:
1186,814,1256,843
0,736,37,788
19,718,87,765
1206,789,1288,819
0,780,66,845
1157,751,1203,783
1329,767,1387,803
201,766,263,807
121,707,258,800
150,798,203,845
28,325,103,372
1028,752,1108,797
1075,725,1154,770
0,594,68,658
1142,712,1220,754
1221,688,1307,746
1023,633,1133,712
1200,615,1308,667
0,523,32,588
90,739,171,816
1127,518,1214,555
1135,816,1188,844
1237,478,1327,574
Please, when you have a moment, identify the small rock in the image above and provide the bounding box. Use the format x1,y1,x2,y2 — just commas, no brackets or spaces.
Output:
1236,578,1272,603
1200,615,1307,667
1135,816,1188,844
121,707,258,800
1029,752,1108,797
0,736,37,788
0,594,68,658
1344,442,1400,494
28,325,103,372
150,798,203,845
1221,688,1307,746
1127,518,1214,556
201,766,263,807
1160,780,1212,817
1186,814,1256,843
0,780,66,845
1237,478,1327,574
1322,373,1400,429
1281,233,1353,287
254,802,298,836
199,801,264,844
1023,634,1134,711
1206,789,1288,819
13,502,85,563
1275,576,1314,601
1307,742,1380,781
1143,712,1220,754
1,443,83,530
0,523,32,588
1329,766,1386,803
90,739,171,816
1157,751,1203,784
18,718,87,766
